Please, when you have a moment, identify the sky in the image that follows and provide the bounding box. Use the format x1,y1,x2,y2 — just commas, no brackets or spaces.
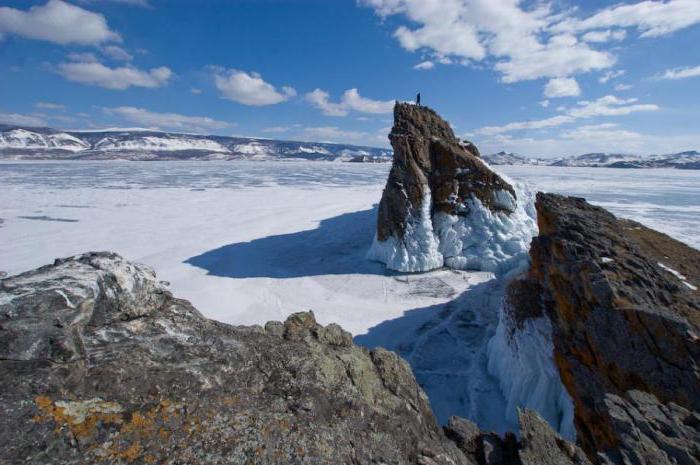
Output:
0,0,699,157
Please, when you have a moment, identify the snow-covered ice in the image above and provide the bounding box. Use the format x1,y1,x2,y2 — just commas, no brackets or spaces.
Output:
1,160,699,437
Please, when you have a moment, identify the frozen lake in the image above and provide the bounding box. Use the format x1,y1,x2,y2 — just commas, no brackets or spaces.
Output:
1,160,698,436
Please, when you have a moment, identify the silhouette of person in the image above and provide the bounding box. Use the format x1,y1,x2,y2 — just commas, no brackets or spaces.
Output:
416,92,421,106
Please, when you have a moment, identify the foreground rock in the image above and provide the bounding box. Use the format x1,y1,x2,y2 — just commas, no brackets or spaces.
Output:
1,252,589,465
368,103,535,274
507,193,700,464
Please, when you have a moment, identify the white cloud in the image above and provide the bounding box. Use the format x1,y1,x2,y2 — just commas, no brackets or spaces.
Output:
539,100,550,108
301,126,367,143
213,69,295,106
261,126,293,133
0,112,46,126
104,106,230,132
413,60,435,70
58,60,172,90
476,95,659,135
305,89,348,116
544,77,581,98
0,0,120,45
553,0,700,38
362,0,615,83
101,45,132,61
35,102,65,110
614,83,632,91
190,87,202,94
599,69,625,83
306,88,394,116
657,65,700,80
476,123,700,158
581,29,627,43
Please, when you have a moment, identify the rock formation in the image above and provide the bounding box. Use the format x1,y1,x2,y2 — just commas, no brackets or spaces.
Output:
1,251,585,465
506,193,700,465
368,102,536,273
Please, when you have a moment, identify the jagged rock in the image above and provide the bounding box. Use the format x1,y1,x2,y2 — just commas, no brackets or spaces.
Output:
510,193,700,464
0,252,471,465
444,409,591,465
368,102,536,273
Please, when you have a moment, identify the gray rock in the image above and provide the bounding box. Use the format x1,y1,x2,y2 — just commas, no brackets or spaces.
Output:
509,193,700,464
0,252,469,465
371,103,516,271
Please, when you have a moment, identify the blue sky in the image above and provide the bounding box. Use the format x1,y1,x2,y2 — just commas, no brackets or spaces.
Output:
0,0,699,157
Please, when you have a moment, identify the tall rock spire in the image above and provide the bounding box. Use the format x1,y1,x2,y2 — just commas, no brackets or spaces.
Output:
368,102,536,273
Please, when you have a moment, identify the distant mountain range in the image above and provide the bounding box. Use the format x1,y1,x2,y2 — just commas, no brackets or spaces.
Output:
1,125,698,168
483,150,700,169
0,125,391,162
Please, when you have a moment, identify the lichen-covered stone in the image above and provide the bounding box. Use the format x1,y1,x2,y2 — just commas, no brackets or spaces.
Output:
509,193,700,465
0,252,469,465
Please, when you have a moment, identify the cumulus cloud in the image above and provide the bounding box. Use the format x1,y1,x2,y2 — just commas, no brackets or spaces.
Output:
361,0,614,83
657,65,700,80
306,88,394,116
544,77,581,98
362,0,700,88
58,60,172,89
35,102,65,110
581,29,627,43
413,60,435,70
599,69,625,83
614,83,632,91
552,0,700,38
0,112,47,127
476,123,700,158
101,45,132,61
0,0,120,45
213,69,295,106
300,126,367,143
104,106,230,131
476,95,659,135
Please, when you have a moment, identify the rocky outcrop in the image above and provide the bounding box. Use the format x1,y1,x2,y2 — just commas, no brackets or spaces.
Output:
508,193,700,464
0,251,603,465
368,103,536,273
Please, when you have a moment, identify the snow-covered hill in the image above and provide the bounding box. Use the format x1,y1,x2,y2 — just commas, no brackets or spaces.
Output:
0,125,392,162
484,150,700,169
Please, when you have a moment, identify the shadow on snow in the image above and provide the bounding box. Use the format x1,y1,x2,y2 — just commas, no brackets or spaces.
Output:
185,206,397,279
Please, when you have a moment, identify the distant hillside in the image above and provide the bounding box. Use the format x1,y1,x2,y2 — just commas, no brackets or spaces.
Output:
482,150,700,169
0,125,392,162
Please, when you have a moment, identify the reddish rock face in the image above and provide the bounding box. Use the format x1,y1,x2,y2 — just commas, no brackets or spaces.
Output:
509,193,700,465
375,102,515,243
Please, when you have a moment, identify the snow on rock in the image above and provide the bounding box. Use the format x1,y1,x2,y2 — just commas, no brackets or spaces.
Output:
0,129,89,152
370,102,535,275
95,136,230,152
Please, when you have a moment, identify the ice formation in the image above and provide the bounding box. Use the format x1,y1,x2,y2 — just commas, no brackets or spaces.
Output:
486,297,576,441
367,189,443,272
369,182,538,276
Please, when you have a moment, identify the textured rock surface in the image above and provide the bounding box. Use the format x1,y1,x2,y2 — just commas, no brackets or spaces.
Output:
0,252,469,465
510,193,700,464
369,103,535,273
0,251,604,465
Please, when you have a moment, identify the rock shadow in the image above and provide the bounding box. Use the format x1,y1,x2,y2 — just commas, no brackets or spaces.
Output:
185,206,396,279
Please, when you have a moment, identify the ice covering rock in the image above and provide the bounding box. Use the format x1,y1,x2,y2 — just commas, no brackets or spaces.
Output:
508,193,700,464
369,102,536,273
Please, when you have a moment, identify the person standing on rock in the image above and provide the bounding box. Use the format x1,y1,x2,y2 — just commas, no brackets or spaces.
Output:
416,92,421,106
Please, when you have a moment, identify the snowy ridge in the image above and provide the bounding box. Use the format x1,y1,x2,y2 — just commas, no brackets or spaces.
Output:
0,125,391,162
487,300,576,440
485,150,700,169
0,129,89,152
94,136,230,152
